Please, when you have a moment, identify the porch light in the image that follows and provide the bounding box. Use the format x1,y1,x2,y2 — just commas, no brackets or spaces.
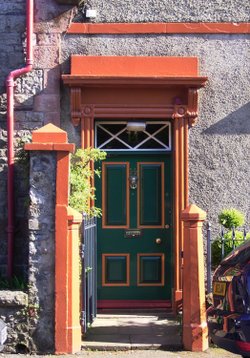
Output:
126,121,146,132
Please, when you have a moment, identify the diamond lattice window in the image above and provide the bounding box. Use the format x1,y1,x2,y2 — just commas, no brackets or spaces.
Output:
95,121,171,151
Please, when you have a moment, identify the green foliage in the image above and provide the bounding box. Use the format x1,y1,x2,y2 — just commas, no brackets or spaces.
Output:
0,275,27,291
15,134,32,167
212,230,250,267
211,208,248,267
69,148,106,216
218,208,245,229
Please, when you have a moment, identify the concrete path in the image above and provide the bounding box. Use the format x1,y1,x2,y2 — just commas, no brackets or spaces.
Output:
82,310,182,351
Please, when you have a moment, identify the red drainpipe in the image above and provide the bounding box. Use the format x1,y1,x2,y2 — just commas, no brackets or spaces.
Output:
6,0,34,278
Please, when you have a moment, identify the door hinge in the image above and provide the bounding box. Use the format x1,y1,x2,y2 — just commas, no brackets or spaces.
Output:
81,310,86,322
81,244,85,259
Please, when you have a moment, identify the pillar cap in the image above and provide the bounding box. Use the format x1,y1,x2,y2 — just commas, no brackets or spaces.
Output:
32,123,67,144
25,124,75,153
181,204,206,221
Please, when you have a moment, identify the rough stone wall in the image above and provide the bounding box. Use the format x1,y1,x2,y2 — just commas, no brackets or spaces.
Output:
28,151,56,353
0,291,32,353
0,0,26,277
74,0,250,23
0,150,57,354
0,0,75,276
61,33,250,231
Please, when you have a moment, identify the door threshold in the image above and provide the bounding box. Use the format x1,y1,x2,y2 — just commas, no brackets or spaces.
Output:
98,300,172,309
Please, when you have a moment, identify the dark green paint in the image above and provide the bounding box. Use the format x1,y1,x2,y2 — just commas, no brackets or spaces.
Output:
105,256,127,284
140,164,162,225
139,256,162,284
95,153,173,302
105,164,127,225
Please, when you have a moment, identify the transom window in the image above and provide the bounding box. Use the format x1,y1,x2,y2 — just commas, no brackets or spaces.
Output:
95,121,171,151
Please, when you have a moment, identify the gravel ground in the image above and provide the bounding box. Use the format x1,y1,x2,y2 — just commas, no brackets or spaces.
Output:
0,348,242,358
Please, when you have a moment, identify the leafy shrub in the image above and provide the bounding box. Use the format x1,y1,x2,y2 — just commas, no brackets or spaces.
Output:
218,208,245,229
211,208,249,267
69,148,106,216
212,230,250,267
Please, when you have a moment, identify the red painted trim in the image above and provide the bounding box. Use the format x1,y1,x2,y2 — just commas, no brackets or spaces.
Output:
67,22,250,35
98,300,172,309
71,56,199,77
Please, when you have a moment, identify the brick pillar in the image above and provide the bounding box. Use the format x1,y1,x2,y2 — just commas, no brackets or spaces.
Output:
181,204,208,352
25,124,82,354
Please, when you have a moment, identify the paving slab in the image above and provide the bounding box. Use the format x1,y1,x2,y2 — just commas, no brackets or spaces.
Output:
82,310,182,351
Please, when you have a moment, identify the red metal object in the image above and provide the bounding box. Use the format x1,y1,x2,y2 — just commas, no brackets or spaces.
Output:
6,0,33,278
236,340,250,352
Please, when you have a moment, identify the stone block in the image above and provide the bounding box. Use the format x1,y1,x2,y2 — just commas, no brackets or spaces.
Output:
34,46,60,69
0,3,25,15
43,67,61,94
14,94,34,110
0,95,7,112
44,112,60,127
28,219,40,231
15,121,42,131
15,111,45,123
34,94,60,113
0,16,6,32
0,291,28,307
15,70,44,96
5,15,26,33
37,33,60,46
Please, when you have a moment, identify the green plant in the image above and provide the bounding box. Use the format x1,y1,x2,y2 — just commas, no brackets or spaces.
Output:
0,275,27,291
15,134,32,168
212,230,250,267
218,208,245,229
69,147,106,216
211,208,249,267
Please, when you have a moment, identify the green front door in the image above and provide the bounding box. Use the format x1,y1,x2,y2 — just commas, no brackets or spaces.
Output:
95,153,173,307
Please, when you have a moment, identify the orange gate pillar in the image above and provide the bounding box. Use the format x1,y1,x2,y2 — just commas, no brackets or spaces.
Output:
181,204,208,352
25,123,82,354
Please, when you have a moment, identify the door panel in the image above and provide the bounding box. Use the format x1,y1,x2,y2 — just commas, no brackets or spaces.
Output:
96,154,172,305
138,162,164,227
102,162,129,228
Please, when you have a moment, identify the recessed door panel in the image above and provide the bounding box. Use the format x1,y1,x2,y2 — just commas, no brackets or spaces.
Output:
138,163,164,227
102,162,129,228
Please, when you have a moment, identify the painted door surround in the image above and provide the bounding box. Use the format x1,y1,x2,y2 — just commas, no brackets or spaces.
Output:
62,55,207,309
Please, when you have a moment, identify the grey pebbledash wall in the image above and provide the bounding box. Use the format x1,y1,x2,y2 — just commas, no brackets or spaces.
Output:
76,0,250,23
61,33,250,229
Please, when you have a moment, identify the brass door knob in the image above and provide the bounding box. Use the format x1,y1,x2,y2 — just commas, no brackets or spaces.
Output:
155,238,162,244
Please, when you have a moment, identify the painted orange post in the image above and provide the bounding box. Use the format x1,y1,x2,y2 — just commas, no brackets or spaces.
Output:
181,204,208,352
66,207,82,353
25,124,82,354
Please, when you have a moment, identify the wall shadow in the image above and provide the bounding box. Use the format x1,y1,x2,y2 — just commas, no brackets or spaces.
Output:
203,102,250,135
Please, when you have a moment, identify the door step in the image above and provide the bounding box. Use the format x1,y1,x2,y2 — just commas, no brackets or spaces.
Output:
81,310,182,351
